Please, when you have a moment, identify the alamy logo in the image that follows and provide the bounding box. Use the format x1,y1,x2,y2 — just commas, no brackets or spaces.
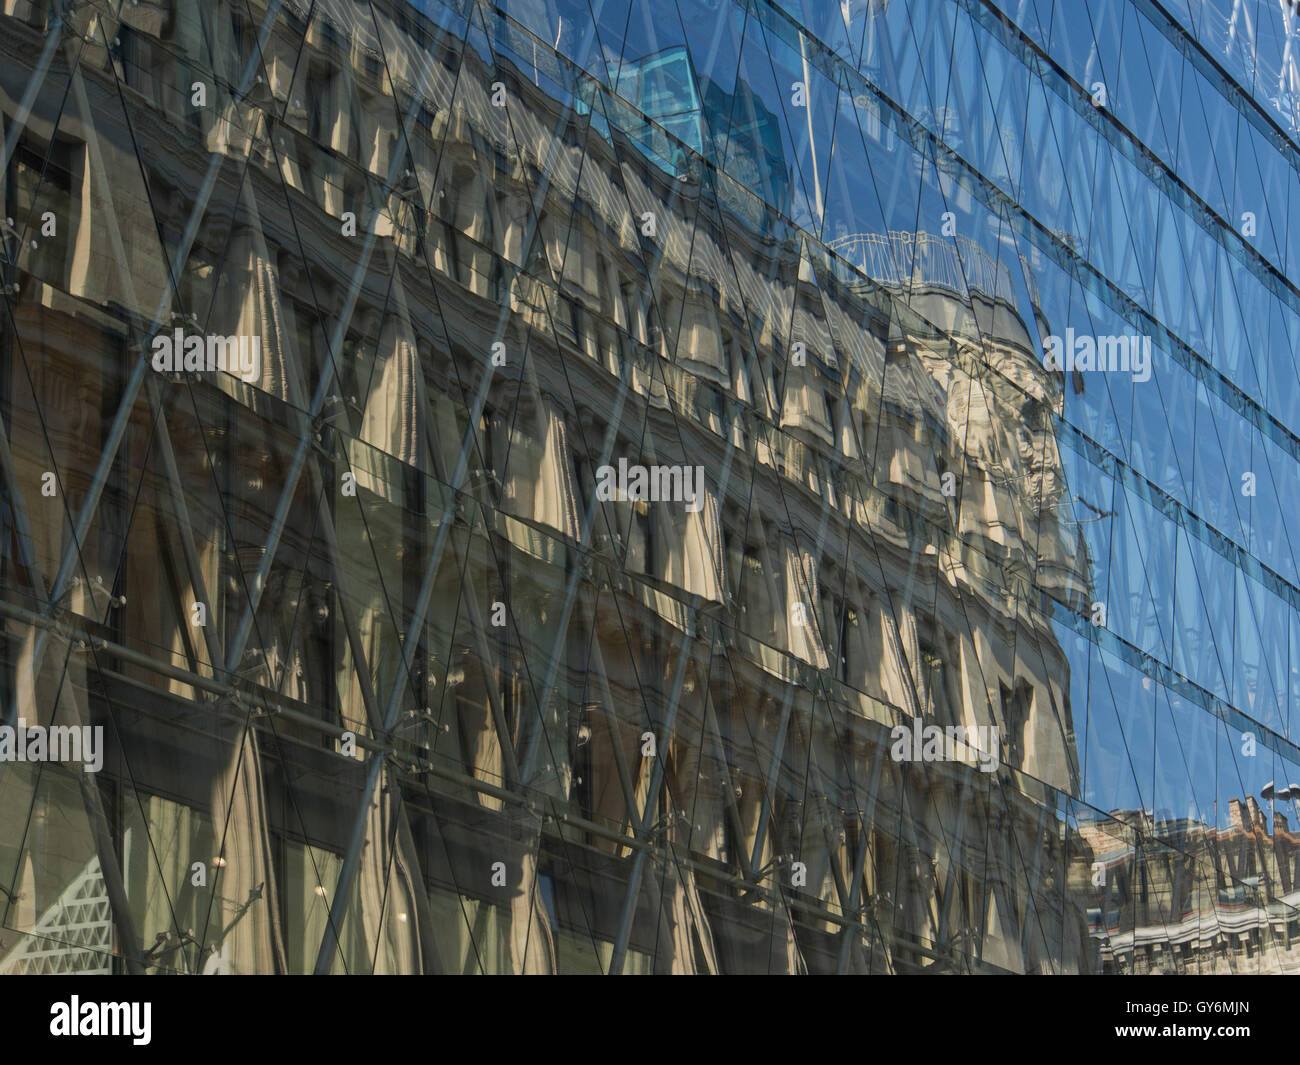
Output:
890,720,1001,773
151,330,261,381
50,997,151,1045
0,720,104,772
595,459,707,513
1042,328,1151,382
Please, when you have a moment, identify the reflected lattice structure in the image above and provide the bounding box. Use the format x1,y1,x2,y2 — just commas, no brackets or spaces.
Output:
1,0,1299,974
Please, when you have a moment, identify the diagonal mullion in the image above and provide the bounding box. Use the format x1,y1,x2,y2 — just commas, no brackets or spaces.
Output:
450,529,522,788
607,623,700,974
700,677,751,869
579,591,644,837
746,679,796,880
835,737,888,973
791,698,854,917
142,378,227,671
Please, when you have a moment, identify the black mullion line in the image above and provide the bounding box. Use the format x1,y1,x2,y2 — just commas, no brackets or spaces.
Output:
994,765,1075,972
408,778,488,976
197,702,276,971
752,15,820,238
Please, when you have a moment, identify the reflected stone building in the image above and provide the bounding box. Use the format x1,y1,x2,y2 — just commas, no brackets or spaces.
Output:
0,0,1297,974
1080,798,1300,975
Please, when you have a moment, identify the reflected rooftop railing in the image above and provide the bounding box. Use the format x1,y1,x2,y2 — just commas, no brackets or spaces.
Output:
828,229,1019,306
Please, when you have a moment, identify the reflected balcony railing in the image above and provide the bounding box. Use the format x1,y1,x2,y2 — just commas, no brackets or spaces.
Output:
827,229,1019,306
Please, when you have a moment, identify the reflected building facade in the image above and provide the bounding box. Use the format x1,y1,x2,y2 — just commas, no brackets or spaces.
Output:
0,0,1298,974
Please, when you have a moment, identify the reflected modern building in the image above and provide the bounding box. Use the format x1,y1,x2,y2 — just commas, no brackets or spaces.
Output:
1,0,1299,974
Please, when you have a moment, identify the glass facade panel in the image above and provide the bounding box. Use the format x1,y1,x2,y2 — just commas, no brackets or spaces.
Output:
1,0,1299,976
